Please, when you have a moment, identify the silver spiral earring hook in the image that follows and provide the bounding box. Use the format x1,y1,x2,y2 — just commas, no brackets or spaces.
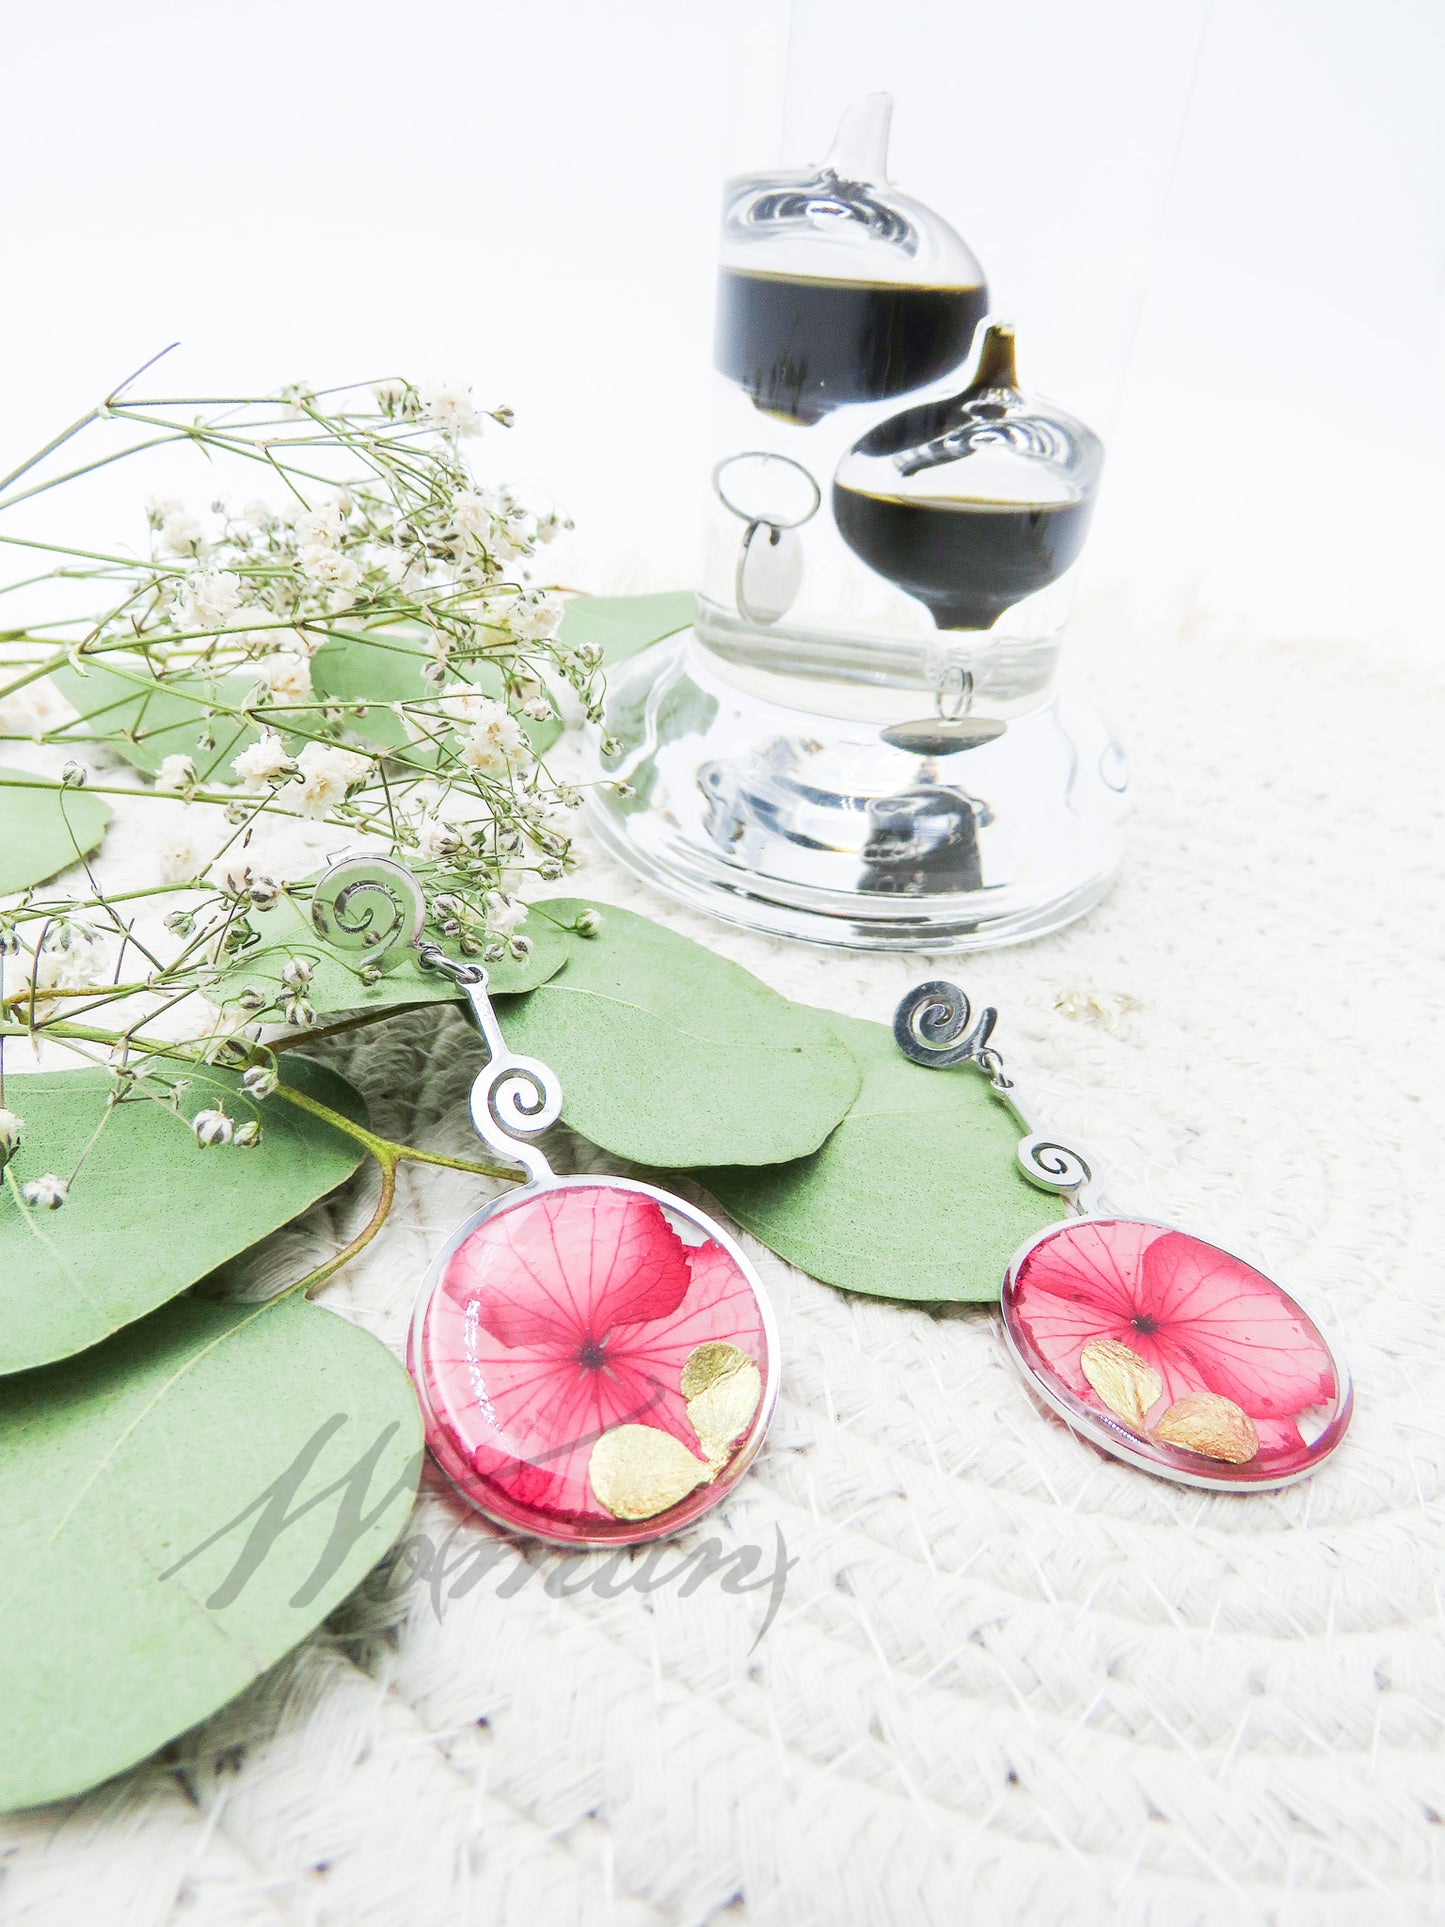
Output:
311,854,425,971
893,979,998,1069
417,943,561,1185
310,856,562,1186
893,979,1106,1214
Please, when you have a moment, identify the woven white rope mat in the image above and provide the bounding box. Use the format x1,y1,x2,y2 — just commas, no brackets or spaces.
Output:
1,608,1440,1926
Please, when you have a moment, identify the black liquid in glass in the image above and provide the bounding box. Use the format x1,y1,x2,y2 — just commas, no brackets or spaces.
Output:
831,326,1102,629
832,483,1094,632
715,269,987,427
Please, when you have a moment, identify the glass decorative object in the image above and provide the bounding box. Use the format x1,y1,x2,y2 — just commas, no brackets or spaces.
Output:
587,91,1130,951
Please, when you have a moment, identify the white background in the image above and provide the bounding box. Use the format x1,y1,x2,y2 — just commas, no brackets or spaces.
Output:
2,0,1441,648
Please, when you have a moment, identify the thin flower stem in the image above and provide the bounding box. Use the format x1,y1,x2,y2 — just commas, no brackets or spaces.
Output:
270,1076,516,1184
287,1154,397,1302
266,1075,520,1301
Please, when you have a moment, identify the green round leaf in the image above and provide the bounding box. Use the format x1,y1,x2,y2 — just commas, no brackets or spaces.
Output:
702,1014,1066,1301
0,1292,421,1811
496,899,860,1167
50,660,261,783
0,1057,368,1374
310,628,560,756
0,767,112,893
559,590,694,667
212,888,567,1019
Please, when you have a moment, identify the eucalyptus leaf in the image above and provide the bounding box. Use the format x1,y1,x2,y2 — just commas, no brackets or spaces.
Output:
0,1057,367,1374
702,1014,1065,1302
0,1292,422,1811
212,889,568,1019
496,899,859,1167
0,767,112,893
52,660,260,783
559,590,694,667
310,627,560,755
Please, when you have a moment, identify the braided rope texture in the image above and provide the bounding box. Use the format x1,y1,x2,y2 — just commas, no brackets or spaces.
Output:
1,609,1439,1925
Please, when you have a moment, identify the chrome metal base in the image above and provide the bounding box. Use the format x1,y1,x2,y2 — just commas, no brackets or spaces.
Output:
585,631,1130,953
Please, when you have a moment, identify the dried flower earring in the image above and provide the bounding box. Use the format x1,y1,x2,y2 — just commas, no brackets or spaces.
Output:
311,856,779,1544
894,981,1353,1490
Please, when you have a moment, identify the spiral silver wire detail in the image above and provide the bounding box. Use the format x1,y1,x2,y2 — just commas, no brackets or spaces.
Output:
310,855,425,970
892,979,998,1069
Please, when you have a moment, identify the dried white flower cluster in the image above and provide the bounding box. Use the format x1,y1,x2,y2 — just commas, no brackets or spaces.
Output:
0,377,598,1174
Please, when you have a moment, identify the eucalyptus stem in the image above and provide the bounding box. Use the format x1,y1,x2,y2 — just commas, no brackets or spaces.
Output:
269,1076,519,1301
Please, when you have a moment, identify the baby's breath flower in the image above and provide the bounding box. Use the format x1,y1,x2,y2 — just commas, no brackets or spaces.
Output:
177,569,244,631
574,908,602,938
372,378,410,417
484,891,528,939
0,1107,22,1163
419,379,484,438
242,1064,278,1099
157,830,205,884
233,1120,263,1148
448,490,491,540
256,652,312,705
290,741,371,819
21,1174,68,1210
163,908,196,937
215,859,253,897
161,508,205,555
280,956,313,990
247,875,281,910
295,499,347,548
416,816,463,860
279,380,315,419
231,728,293,790
192,1108,234,1147
507,593,565,641
456,699,531,777
155,753,196,794
0,674,77,740
298,545,362,596
60,759,89,787
282,994,316,1028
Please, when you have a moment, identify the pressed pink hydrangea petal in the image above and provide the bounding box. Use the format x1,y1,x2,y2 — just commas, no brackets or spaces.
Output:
610,1240,767,1392
415,1184,770,1540
455,1187,692,1350
1141,1231,1337,1417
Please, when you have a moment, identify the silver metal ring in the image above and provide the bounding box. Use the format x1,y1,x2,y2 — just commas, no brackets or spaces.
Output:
712,451,821,530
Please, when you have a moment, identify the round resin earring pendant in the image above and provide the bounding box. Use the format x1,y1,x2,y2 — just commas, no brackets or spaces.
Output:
894,981,1353,1491
410,974,779,1545
409,1178,778,1545
308,857,779,1545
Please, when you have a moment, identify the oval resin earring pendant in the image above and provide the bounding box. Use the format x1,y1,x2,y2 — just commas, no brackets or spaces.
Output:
1001,1217,1352,1492
894,981,1353,1492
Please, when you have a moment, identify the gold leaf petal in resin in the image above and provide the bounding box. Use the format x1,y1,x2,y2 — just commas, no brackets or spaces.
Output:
686,1356,763,1469
1079,1337,1163,1431
589,1424,711,1521
681,1340,753,1400
1152,1392,1259,1464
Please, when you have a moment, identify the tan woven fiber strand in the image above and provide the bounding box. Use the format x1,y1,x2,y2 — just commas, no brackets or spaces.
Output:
1,606,1441,1926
